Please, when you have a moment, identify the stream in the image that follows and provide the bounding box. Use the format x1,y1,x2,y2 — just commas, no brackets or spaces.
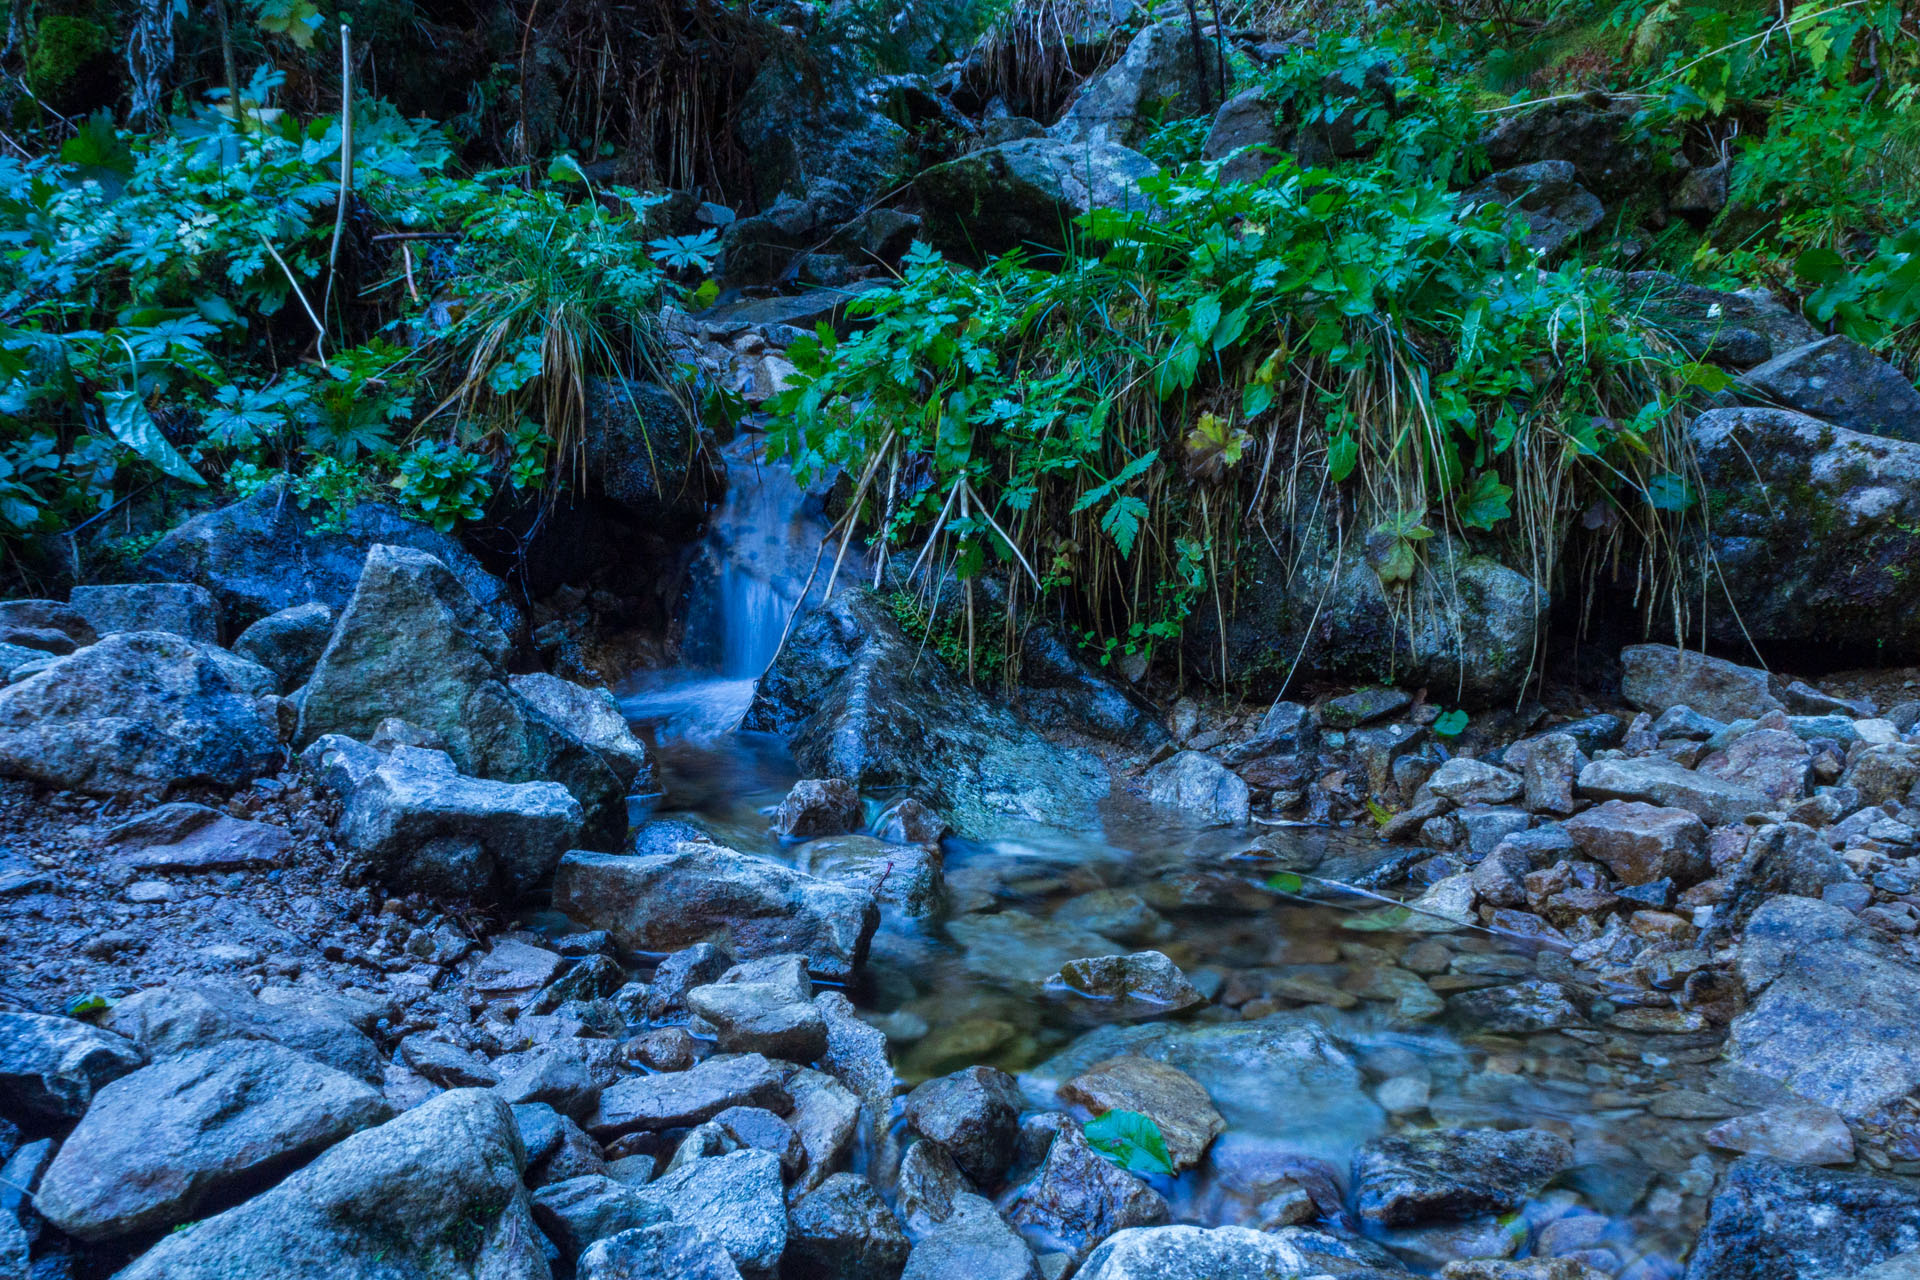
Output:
607,430,1713,1279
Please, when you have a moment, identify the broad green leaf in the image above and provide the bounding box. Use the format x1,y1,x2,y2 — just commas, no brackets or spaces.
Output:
1327,432,1358,483
1266,871,1305,894
1432,708,1469,737
1645,473,1696,512
1457,471,1512,531
1083,1110,1175,1176
100,391,205,486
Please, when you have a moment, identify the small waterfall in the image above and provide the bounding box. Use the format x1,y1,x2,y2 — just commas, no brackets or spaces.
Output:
619,431,856,737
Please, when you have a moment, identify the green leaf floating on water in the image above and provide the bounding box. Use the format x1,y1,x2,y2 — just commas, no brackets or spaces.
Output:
1084,1109,1175,1176
1266,871,1305,895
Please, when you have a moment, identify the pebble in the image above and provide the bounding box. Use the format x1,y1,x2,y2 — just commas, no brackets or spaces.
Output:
125,880,175,903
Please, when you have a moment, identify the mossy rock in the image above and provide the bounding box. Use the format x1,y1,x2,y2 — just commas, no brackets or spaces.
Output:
26,15,117,111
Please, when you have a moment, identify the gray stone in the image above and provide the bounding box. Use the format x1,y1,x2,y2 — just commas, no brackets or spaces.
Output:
914,135,1158,259
1520,733,1587,815
788,1174,911,1280
0,632,279,795
579,1223,744,1280
141,480,523,639
585,1054,790,1139
1003,1118,1171,1261
903,1066,1024,1187
33,1042,391,1239
1743,336,1920,442
800,835,944,921
1353,1127,1572,1225
0,598,94,652
1057,1056,1224,1172
107,802,291,872
1700,728,1813,803
1563,800,1707,885
813,991,895,1137
1427,758,1523,806
401,1036,500,1089
787,1067,863,1195
1201,89,1283,185
232,602,334,690
1685,1157,1920,1280
1717,821,1858,932
69,582,219,642
1056,951,1204,1015
1576,756,1767,824
901,1192,1041,1280
1705,1104,1855,1166
646,943,732,1021
511,672,656,790
0,1012,143,1124
112,1089,548,1280
774,778,862,839
1053,20,1230,149
1076,1224,1358,1280
687,955,828,1062
555,845,878,981
336,745,584,898
106,981,381,1084
1621,644,1785,721
1139,752,1250,825
532,1174,667,1259
745,590,1110,837
1598,271,1816,368
1462,160,1604,255
633,1148,787,1277
1444,980,1585,1034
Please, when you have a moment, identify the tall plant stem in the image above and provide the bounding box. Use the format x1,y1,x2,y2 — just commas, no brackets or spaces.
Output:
324,23,353,334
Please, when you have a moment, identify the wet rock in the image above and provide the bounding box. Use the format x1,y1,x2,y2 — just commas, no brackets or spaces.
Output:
579,1222,744,1280
337,745,584,898
1686,1156,1920,1280
585,1054,790,1140
647,943,732,1021
299,545,622,836
1139,751,1250,825
687,955,828,1062
231,602,333,690
1700,728,1812,804
1004,1117,1171,1261
113,1089,547,1280
34,1041,390,1239
1053,892,1170,946
1716,821,1857,931
1056,952,1204,1015
775,778,863,839
814,991,895,1137
142,481,524,639
0,598,95,653
0,1011,143,1125
634,1148,787,1277
1521,733,1587,816
1462,160,1603,254
496,1045,601,1120
106,802,290,872
1622,644,1785,721
1743,336,1920,443
1577,756,1766,824
1727,896,1920,1123
1012,622,1169,747
510,672,656,790
69,582,220,643
746,589,1108,839
1564,800,1707,885
0,632,279,795
1354,1127,1572,1226
532,1174,666,1259
1076,1224,1356,1280
903,1066,1024,1187
1444,979,1585,1034
1058,1056,1224,1171
874,798,949,845
105,981,382,1083
401,1036,499,1089
898,1138,969,1228
787,1174,911,1280
787,1067,862,1195
1706,1104,1855,1166
555,845,878,980
579,377,718,532
800,835,944,920
900,1192,1041,1280
1691,409,1920,662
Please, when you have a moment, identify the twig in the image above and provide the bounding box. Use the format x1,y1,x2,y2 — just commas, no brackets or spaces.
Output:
368,231,461,243
323,23,354,331
258,234,328,369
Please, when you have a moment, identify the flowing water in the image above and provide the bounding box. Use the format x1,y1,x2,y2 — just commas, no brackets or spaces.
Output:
607,437,1716,1278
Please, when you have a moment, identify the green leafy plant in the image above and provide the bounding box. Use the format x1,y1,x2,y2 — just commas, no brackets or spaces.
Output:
1083,1110,1176,1176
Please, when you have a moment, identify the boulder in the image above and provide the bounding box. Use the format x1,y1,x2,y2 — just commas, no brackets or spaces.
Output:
799,835,944,921
1010,622,1169,747
106,802,291,872
510,673,656,790
1716,823,1857,932
686,956,828,1062
633,1148,787,1277
112,1088,548,1280
1620,644,1784,721
746,590,1109,837
1685,1157,1920,1280
1691,408,1920,662
532,1174,666,1259
1426,758,1523,806
1052,20,1230,149
1699,728,1812,803
142,481,523,639
914,136,1159,258
1725,896,1920,1123
33,1042,391,1239
1352,1127,1573,1225
1057,1056,1224,1171
299,545,624,837
1576,757,1766,824
786,1174,910,1280
1461,160,1604,255
106,981,381,1084
900,1192,1041,1280
1056,951,1205,1015
0,632,280,794
736,60,911,243
585,1055,790,1140
580,378,719,533
580,1223,744,1280
68,582,219,642
1482,99,1652,202
1706,1104,1855,1166
1076,1224,1361,1280
335,745,584,898
1004,1117,1171,1260
1563,801,1707,885
903,1067,1024,1187
1202,88,1284,185
0,1012,143,1125
774,778,863,839
1742,336,1920,442
554,846,877,981
231,602,334,690
0,597,95,653
1138,752,1250,825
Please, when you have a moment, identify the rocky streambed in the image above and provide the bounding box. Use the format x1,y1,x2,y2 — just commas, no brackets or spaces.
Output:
6,501,1920,1280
